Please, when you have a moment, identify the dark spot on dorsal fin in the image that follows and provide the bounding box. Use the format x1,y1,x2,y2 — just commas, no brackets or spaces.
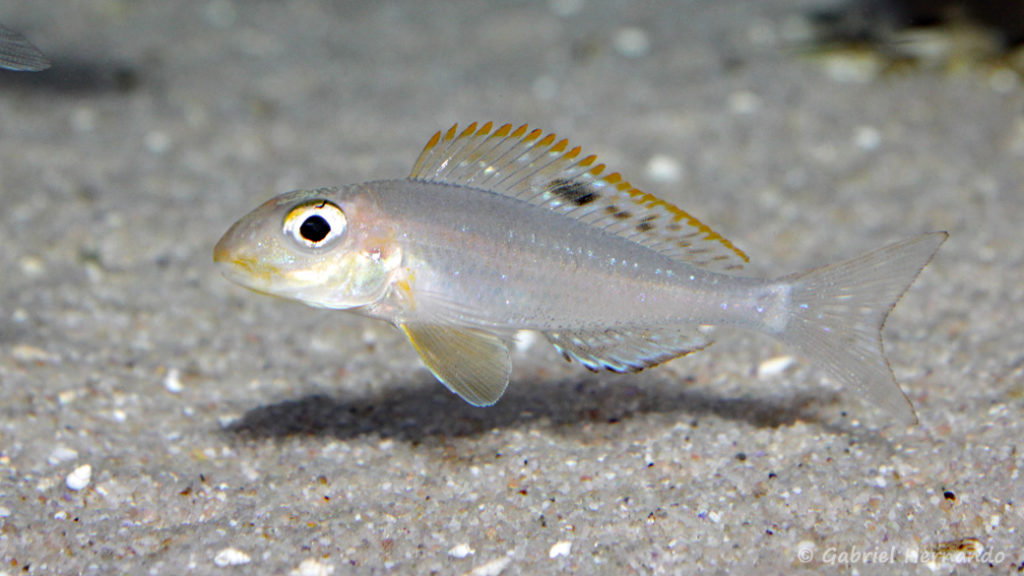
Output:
604,204,632,219
636,215,657,233
548,178,598,206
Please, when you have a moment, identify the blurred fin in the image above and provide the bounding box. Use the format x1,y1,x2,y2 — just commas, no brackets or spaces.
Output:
0,23,50,72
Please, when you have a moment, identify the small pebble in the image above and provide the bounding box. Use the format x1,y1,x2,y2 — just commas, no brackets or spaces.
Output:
66,464,92,491
164,368,184,393
11,344,58,365
48,445,79,466
645,155,683,183
757,355,794,379
144,130,171,154
218,414,241,429
214,547,251,567
746,18,777,47
71,107,97,133
728,90,761,115
448,543,475,558
18,256,44,277
548,540,572,559
853,125,882,151
57,390,77,405
613,27,650,58
468,556,511,576
289,558,334,576
821,51,881,84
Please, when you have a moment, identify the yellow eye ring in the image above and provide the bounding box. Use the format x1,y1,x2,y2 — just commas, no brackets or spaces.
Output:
282,200,347,249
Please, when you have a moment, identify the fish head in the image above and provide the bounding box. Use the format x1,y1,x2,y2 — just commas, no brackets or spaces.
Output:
214,186,401,309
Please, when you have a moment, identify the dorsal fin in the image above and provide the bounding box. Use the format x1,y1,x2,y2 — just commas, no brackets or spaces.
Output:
409,122,748,272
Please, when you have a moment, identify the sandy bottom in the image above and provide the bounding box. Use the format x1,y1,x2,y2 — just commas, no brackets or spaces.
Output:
0,1,1020,574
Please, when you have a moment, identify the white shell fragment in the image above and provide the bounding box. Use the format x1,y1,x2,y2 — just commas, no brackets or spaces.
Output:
645,154,683,183
48,445,79,466
164,367,184,393
214,547,252,567
757,355,795,379
613,27,650,58
549,540,572,558
65,464,92,491
448,543,475,558
289,558,334,576
468,556,511,576
853,125,882,151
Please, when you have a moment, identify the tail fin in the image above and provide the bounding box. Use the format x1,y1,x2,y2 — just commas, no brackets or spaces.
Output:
779,232,947,424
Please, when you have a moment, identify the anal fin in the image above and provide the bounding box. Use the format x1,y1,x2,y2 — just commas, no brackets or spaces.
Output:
401,323,512,406
545,327,712,373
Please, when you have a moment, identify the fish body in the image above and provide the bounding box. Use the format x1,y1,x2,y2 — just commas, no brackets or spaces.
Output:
0,23,50,71
215,122,946,423
332,179,774,331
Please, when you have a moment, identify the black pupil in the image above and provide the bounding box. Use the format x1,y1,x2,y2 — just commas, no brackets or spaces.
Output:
299,215,331,243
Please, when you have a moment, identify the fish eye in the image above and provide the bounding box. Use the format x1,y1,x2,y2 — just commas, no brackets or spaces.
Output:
283,200,347,249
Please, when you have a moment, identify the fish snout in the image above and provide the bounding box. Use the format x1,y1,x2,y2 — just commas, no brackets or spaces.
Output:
213,216,252,266
212,222,285,291
212,234,233,265
212,224,253,277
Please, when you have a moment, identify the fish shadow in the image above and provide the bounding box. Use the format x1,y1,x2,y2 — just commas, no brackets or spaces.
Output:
0,56,141,94
225,373,846,444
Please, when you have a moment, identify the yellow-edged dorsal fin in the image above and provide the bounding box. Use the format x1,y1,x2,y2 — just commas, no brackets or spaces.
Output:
409,122,748,273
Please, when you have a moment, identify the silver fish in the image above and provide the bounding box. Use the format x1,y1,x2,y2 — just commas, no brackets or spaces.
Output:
0,23,50,72
215,122,946,424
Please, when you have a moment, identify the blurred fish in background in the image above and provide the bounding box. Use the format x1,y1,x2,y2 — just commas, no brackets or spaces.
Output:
801,0,1024,74
0,22,50,71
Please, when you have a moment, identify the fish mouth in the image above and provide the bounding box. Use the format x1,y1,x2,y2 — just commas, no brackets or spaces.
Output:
213,235,281,288
212,236,233,266
217,254,280,285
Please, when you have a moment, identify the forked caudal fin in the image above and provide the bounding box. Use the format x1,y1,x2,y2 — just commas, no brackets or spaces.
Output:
778,232,947,425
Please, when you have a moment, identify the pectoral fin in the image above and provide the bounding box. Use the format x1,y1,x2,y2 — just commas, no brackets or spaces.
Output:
401,323,512,406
